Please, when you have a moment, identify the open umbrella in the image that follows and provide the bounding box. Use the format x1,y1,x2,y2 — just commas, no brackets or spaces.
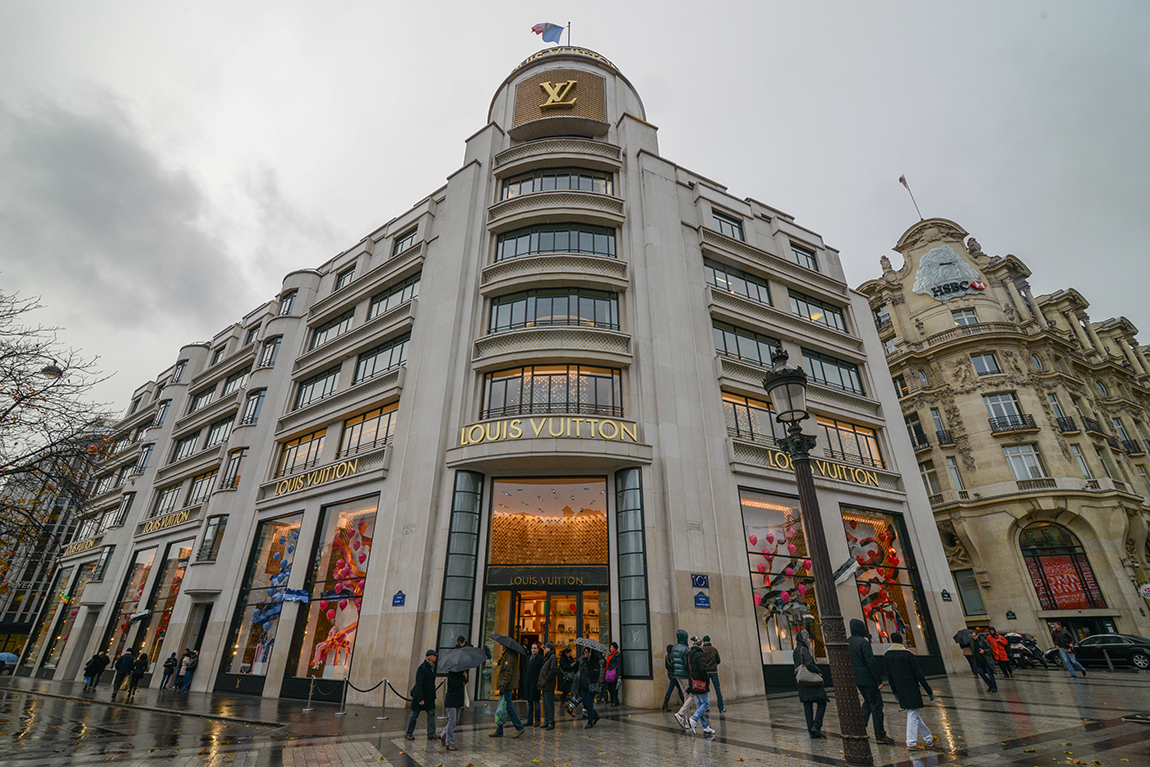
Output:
0,652,18,664
437,646,488,673
489,633,526,655
574,637,608,654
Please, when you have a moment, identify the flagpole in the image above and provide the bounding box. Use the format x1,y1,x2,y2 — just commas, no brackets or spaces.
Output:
899,175,924,221
567,22,571,46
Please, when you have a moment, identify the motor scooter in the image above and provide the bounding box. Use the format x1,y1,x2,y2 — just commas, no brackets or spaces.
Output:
1006,632,1048,669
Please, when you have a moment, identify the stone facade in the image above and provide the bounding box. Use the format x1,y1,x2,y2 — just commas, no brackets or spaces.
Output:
858,218,1150,645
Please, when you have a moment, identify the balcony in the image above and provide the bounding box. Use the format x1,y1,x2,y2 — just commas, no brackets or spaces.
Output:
487,190,625,232
1056,416,1078,433
936,430,955,446
910,434,931,452
1016,477,1057,491
1123,439,1146,455
989,414,1038,434
1082,417,1106,435
1105,435,1122,450
875,317,892,332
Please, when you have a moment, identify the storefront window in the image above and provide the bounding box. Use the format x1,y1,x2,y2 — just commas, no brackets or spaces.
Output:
135,538,194,670
104,548,156,657
224,514,303,675
740,489,820,662
289,496,377,680
24,566,73,670
842,507,931,650
1020,522,1106,610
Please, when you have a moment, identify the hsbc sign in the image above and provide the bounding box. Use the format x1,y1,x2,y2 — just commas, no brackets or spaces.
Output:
912,245,988,302
930,278,987,299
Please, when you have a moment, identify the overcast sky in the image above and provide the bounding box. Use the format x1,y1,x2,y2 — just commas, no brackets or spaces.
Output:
1,1,1147,408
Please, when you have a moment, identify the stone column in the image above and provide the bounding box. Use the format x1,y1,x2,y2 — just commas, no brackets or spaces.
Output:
1022,286,1048,326
1066,312,1093,351
1131,340,1150,378
1121,337,1149,376
1081,315,1108,357
1003,280,1031,322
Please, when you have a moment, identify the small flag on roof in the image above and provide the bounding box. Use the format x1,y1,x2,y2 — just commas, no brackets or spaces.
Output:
532,22,564,44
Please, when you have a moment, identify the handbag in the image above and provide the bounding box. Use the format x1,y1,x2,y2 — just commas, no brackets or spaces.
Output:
605,668,617,683
690,678,707,693
795,664,824,687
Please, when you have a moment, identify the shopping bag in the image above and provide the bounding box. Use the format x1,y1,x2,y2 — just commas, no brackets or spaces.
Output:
495,695,509,725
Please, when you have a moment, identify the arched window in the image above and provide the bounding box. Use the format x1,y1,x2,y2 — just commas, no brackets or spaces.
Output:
1019,523,1105,610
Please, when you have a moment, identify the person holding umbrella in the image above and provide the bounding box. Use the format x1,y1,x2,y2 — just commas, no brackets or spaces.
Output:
435,641,487,751
574,637,607,729
405,650,438,740
489,634,525,738
538,642,558,729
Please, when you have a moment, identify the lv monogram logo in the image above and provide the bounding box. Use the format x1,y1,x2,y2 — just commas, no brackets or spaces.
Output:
539,80,577,109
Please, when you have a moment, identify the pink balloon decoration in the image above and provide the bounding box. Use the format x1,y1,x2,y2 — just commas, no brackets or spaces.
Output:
803,559,812,571
318,600,328,611
358,553,367,563
796,583,807,596
766,533,775,544
326,609,336,621
358,579,365,590
787,543,797,556
339,599,348,610
748,534,758,546
352,540,361,551
784,567,794,576
779,591,790,603
757,563,766,573
786,528,796,539
753,593,762,606
337,559,345,568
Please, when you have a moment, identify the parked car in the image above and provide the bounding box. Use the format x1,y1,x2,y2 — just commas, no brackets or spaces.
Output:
1044,634,1150,670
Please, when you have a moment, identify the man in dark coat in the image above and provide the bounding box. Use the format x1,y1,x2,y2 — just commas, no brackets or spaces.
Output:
848,619,894,744
885,632,938,751
490,645,525,737
685,636,714,735
701,636,724,713
662,644,683,710
953,627,978,676
970,629,998,692
159,652,178,689
111,648,135,701
792,629,827,738
523,642,544,726
670,629,695,728
439,665,467,751
1051,622,1087,678
83,652,109,692
127,652,149,701
405,649,438,740
538,642,558,729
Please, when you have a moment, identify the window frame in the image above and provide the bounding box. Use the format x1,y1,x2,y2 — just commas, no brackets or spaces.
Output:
309,310,354,350
789,290,846,332
278,290,297,316
971,353,1002,376
789,242,819,271
334,266,356,291
392,227,418,256
711,209,745,241
294,365,341,410
801,348,865,395
495,223,617,263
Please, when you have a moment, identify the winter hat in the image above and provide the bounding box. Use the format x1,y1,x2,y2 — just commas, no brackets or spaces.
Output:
545,641,555,649
690,636,702,647
426,649,438,657
702,635,711,643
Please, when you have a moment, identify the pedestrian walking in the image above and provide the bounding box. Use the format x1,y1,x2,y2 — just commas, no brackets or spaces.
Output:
538,642,558,729
670,629,696,729
987,628,1014,678
1051,622,1087,678
523,642,543,726
885,632,940,751
792,629,827,739
575,645,603,729
701,636,724,714
159,652,178,689
662,644,684,710
110,648,135,701
558,647,577,704
849,618,895,745
605,641,621,707
953,627,978,676
181,650,199,691
83,652,109,692
970,629,998,692
685,636,715,735
439,666,466,751
490,644,525,738
127,652,149,701
174,649,190,690
405,649,438,740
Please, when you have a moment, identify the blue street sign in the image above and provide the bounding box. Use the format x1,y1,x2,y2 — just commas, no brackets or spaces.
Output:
393,591,406,607
694,592,711,609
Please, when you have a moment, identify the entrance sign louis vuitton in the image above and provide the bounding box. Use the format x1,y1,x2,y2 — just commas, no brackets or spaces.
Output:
458,416,638,447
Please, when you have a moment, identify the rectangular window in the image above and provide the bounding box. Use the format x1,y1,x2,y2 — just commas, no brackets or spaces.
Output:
919,461,942,494
1070,444,1092,479
703,258,772,306
241,389,265,425
495,223,616,262
338,403,398,457
243,326,259,346
711,209,744,241
952,309,979,327
953,569,986,616
713,321,780,368
1094,446,1115,479
873,304,891,330
789,290,846,332
220,448,247,490
1048,394,1067,419
152,400,170,428
93,473,114,496
1137,466,1150,495
186,469,218,505
489,289,619,333
211,347,226,366
721,392,787,446
276,428,327,477
129,398,140,415
222,367,251,397
278,290,297,316
615,467,652,677
983,392,1022,419
883,337,899,355
481,364,622,419
930,408,946,434
818,416,884,468
1003,444,1048,480
92,546,115,581
151,484,183,518
971,353,1001,376
152,383,165,401
310,311,354,350
134,444,154,473
434,471,483,656
188,387,215,413
354,334,409,384
259,336,281,368
294,365,341,410
802,348,865,395
906,413,927,445
110,493,135,527
172,360,187,383
392,227,418,256
203,415,235,448
197,515,229,561
334,266,355,290
368,275,421,320
946,457,965,490
502,167,613,199
171,432,200,463
790,242,818,271
893,375,908,396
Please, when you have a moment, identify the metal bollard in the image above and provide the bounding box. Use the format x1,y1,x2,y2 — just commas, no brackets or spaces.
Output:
302,676,316,713
335,669,349,715
377,677,389,720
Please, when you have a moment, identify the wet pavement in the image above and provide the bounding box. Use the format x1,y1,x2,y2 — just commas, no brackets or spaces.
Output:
1,666,1149,766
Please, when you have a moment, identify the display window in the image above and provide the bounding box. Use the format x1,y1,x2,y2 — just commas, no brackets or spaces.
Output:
287,495,377,680
739,489,821,661
28,564,80,670
1020,522,1105,610
224,514,303,675
842,507,932,650
105,548,157,658
135,538,195,670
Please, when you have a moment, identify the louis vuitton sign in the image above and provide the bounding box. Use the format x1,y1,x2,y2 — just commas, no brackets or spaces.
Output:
514,68,606,127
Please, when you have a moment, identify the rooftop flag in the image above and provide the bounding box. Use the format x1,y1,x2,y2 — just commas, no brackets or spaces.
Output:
532,22,564,44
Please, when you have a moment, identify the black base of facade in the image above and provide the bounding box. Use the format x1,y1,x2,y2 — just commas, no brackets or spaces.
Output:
215,673,266,696
280,676,345,703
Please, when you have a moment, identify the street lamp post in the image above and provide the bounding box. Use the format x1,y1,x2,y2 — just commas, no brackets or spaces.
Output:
763,349,873,767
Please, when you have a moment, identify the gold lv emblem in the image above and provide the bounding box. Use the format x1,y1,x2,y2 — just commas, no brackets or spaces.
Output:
539,80,577,109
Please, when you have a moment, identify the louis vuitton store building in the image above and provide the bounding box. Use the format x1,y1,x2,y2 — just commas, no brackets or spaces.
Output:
28,47,966,706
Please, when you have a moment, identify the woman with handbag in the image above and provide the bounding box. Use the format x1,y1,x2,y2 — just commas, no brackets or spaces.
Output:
605,642,621,707
685,636,715,735
793,629,828,738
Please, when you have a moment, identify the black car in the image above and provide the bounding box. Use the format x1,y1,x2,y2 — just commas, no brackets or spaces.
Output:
1044,634,1150,670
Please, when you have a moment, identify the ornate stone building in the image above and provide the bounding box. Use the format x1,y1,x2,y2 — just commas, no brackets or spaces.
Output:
859,218,1150,645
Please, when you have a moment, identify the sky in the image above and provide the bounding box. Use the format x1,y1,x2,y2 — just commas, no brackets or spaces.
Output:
1,1,1147,409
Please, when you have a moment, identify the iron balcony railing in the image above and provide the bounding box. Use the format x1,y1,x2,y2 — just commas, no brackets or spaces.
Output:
1123,439,1145,455
1105,435,1121,450
1056,416,1077,433
988,414,1038,433
1082,417,1105,434
910,434,931,451
936,430,955,446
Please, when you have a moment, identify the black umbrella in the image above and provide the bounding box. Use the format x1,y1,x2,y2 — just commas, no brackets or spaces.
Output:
437,646,488,673
490,633,526,655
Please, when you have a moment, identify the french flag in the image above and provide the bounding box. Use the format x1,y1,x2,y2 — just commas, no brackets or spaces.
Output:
532,22,564,44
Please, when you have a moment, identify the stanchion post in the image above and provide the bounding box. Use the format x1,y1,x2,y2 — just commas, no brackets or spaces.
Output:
335,668,349,716
302,676,315,713
377,677,389,720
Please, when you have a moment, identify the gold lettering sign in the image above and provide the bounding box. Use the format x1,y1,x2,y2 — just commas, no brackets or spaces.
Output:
140,508,193,535
539,80,577,109
509,575,585,586
273,458,359,497
511,47,618,74
458,417,638,447
761,449,880,488
63,537,100,556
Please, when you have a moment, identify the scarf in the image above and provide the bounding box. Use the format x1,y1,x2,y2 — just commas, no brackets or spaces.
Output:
887,642,907,652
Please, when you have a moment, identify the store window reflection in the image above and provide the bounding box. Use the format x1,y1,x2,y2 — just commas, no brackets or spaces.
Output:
136,538,194,670
105,548,156,657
